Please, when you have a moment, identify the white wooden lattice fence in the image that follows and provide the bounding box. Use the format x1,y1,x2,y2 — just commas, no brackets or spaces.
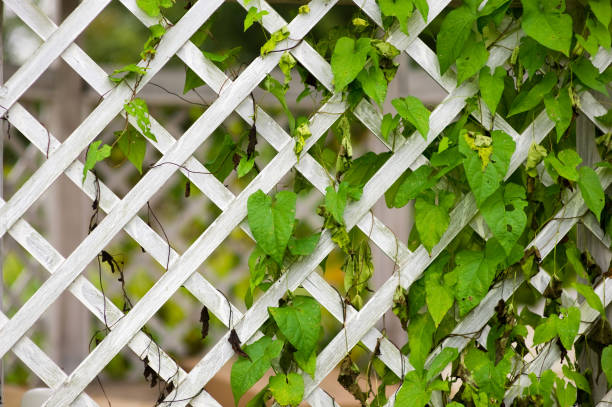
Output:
0,0,611,405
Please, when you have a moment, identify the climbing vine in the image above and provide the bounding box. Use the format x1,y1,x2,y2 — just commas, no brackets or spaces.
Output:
82,0,612,405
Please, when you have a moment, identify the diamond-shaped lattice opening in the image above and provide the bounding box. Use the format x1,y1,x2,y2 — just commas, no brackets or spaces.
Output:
138,289,207,366
78,2,152,69
402,55,449,106
16,172,90,256
190,113,280,197
202,228,253,299
2,128,47,200
303,3,374,61
2,238,50,320
253,60,327,133
86,114,164,199
134,168,216,254
192,2,268,71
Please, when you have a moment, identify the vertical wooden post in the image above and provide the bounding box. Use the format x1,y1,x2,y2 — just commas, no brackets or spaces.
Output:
44,0,91,373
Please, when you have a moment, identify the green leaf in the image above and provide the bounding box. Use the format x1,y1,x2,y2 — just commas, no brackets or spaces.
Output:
456,38,489,85
544,86,573,142
325,182,352,225
572,283,605,319
545,149,582,181
294,349,316,378
480,183,528,255
377,0,414,34
578,166,605,222
261,26,289,56
408,313,435,373
459,130,515,206
357,65,388,106
288,233,320,256
521,0,573,56
117,128,146,174
268,373,304,406
381,114,400,143
557,307,580,350
555,377,577,407
268,296,321,357
518,37,547,79
479,66,506,115
587,17,612,51
602,346,612,386
414,190,455,254
508,72,557,117
451,240,505,315
136,0,173,17
464,346,513,402
395,371,431,407
436,6,477,75
298,4,310,13
205,134,236,182
392,96,430,139
245,387,269,407
595,108,612,126
533,315,559,344
244,7,269,31
342,152,390,191
425,347,458,382
386,166,436,208
83,141,112,184
590,0,612,27
124,98,156,142
561,365,591,394
260,75,295,132
109,64,147,83
247,190,297,265
576,32,600,56
425,266,454,328
237,156,255,178
331,37,372,91
231,337,284,405
572,57,608,95
183,68,205,94
413,0,429,21
566,243,588,279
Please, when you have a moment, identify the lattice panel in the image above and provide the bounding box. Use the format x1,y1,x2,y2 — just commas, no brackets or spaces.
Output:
0,0,611,406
